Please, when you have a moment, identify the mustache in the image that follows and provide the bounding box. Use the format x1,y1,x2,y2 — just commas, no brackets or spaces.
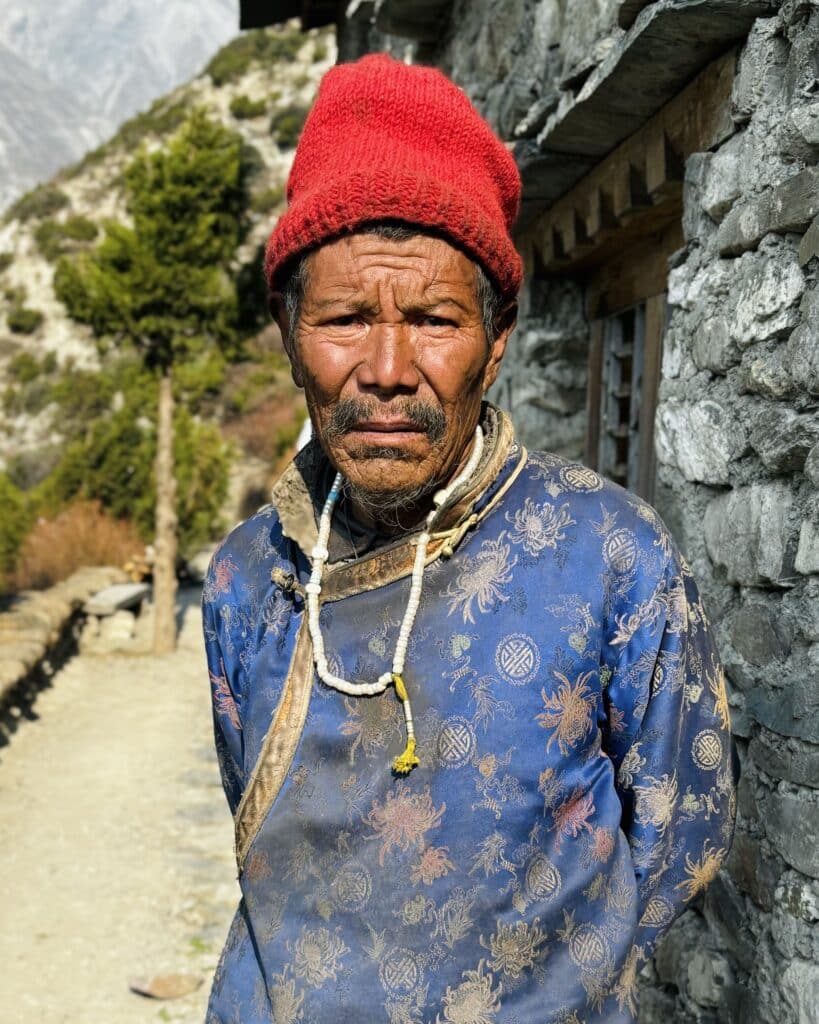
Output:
323,398,447,445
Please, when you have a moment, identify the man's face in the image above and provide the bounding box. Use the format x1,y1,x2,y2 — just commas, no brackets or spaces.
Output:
278,232,514,516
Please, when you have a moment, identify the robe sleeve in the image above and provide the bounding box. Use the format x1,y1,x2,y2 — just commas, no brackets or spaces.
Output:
202,559,246,817
601,538,737,960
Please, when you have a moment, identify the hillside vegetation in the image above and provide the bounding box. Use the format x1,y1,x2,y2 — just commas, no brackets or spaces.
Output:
0,22,334,594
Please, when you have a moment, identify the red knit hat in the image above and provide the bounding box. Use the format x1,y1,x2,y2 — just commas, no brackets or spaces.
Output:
264,54,523,300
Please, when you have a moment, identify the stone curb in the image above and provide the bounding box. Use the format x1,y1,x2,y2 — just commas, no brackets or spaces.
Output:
0,566,128,703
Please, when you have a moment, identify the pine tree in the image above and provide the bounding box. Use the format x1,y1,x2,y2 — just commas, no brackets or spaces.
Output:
56,111,245,652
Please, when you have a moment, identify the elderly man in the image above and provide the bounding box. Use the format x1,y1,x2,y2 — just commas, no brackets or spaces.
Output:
202,54,735,1024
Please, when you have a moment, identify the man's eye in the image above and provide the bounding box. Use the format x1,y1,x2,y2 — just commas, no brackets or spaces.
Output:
419,315,456,327
326,314,361,327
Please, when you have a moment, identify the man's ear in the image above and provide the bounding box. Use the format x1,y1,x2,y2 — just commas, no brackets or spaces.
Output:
481,300,517,394
269,292,303,388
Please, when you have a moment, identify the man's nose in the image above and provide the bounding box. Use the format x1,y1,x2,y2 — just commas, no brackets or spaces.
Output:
356,322,421,393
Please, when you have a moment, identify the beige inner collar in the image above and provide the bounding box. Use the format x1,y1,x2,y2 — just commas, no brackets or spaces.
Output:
268,404,520,596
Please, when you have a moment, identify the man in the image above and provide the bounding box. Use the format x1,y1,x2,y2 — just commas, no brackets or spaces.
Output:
202,54,735,1023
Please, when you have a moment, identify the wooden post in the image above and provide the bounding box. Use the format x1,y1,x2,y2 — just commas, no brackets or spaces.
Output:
586,320,604,470
638,294,666,503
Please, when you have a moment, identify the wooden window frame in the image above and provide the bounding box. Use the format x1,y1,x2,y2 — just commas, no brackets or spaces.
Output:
586,294,665,503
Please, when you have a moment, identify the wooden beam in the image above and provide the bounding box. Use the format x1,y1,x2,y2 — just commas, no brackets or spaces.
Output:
646,125,685,200
520,49,734,274
586,187,618,241
557,207,594,259
612,160,651,221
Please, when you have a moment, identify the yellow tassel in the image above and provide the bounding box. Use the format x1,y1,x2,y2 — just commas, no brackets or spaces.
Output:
393,736,419,775
392,673,408,702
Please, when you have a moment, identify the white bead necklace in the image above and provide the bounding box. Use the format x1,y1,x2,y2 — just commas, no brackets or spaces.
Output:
306,425,485,774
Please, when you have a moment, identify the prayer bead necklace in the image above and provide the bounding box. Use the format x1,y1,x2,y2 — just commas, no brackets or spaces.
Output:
306,426,485,774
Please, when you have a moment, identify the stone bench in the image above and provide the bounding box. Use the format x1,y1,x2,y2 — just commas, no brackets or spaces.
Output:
81,582,154,655
84,582,150,617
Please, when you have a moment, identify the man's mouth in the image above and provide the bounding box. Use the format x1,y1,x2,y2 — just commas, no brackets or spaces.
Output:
351,419,425,435
347,420,428,446
322,398,447,448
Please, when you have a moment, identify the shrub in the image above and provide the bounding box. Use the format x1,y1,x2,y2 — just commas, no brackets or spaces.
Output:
173,350,227,405
35,216,98,261
36,394,230,553
5,445,62,491
230,94,267,119
2,377,53,416
0,252,12,273
240,140,266,184
53,256,96,323
174,415,230,550
7,306,44,334
8,351,41,383
36,220,70,261
270,105,310,150
47,364,118,426
249,184,284,214
205,28,305,87
236,244,269,333
313,40,328,62
62,216,98,243
3,351,62,416
4,185,69,224
12,500,144,591
206,37,254,87
116,99,189,151
0,472,30,589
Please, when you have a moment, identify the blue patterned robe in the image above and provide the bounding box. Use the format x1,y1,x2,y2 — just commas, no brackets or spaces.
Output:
202,407,736,1024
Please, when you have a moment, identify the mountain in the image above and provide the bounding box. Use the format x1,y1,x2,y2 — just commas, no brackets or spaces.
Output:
0,22,335,492
0,0,238,211
0,42,103,213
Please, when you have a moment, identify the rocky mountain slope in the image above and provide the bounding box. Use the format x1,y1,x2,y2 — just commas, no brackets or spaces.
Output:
0,20,334,499
0,0,238,211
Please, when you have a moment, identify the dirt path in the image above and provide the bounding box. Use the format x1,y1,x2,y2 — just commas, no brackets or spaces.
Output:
0,590,239,1024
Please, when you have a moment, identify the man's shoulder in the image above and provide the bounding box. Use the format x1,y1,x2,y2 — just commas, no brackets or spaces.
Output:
202,502,290,604
522,449,675,558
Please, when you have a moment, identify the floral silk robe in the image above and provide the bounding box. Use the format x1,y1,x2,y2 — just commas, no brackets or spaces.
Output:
202,407,736,1024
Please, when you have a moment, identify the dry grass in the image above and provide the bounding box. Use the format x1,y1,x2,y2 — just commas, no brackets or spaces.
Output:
14,501,145,591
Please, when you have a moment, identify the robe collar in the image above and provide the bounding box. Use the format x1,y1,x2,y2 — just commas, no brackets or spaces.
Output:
269,403,525,601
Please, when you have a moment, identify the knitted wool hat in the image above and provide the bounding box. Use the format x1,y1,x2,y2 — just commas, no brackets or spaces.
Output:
263,53,523,300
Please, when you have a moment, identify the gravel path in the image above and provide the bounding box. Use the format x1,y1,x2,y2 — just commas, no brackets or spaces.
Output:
0,590,238,1024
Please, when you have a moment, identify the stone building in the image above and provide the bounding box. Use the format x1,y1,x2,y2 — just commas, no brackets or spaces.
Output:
246,1,819,1020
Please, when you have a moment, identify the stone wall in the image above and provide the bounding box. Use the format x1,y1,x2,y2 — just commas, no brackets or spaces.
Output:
0,565,126,708
647,3,819,1020
343,0,819,1020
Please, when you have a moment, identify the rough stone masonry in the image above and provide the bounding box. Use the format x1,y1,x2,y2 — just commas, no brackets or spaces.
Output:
337,1,819,1021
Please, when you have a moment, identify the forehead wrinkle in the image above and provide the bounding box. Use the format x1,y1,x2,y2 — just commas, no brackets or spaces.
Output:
308,293,379,313
304,238,481,318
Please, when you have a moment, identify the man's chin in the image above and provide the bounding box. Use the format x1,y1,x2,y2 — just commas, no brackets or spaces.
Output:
343,463,440,520
354,444,414,462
